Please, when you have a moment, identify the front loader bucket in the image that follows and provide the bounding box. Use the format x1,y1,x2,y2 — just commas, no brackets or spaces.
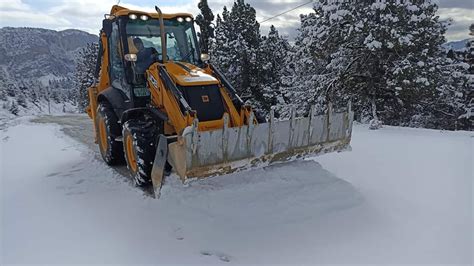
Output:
167,103,354,182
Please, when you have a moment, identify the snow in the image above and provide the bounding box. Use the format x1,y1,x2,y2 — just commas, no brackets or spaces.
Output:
0,98,77,129
366,40,382,50
371,1,387,10
38,73,61,86
1,119,472,264
364,33,383,50
398,34,414,46
329,9,349,21
406,4,420,12
416,77,430,85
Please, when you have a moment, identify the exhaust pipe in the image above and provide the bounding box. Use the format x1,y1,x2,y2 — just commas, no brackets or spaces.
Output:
155,6,167,63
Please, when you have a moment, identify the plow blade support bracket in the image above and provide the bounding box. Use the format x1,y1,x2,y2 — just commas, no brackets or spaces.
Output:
150,134,168,198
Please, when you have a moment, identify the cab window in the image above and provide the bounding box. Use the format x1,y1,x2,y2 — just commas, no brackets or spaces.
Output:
109,23,127,93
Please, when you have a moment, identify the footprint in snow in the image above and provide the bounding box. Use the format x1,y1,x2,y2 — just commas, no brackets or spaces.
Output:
69,168,83,173
172,227,184,240
200,251,231,262
56,185,75,190
47,172,60,177
65,191,85,196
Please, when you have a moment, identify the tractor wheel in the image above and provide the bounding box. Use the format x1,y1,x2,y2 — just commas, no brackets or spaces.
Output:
122,119,160,187
96,102,124,165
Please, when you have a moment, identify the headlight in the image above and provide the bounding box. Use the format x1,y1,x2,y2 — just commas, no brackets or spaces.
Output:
140,15,149,21
185,17,192,22
200,53,210,62
177,17,184,23
129,14,137,20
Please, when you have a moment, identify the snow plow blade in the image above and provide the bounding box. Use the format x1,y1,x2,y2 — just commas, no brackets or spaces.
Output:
166,104,354,183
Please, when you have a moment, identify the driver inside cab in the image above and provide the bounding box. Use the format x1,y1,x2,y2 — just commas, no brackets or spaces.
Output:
132,37,158,74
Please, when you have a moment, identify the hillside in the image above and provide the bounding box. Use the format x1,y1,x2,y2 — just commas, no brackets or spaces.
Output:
443,38,471,51
0,27,97,85
0,27,97,119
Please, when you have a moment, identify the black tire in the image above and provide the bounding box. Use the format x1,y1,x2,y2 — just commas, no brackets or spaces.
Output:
122,119,161,187
96,102,124,165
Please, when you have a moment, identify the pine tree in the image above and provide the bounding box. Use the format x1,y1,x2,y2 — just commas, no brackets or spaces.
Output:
0,87,7,101
256,25,291,115
466,24,474,75
279,12,335,118
195,0,215,54
455,24,474,130
74,42,98,112
9,100,19,115
212,9,233,82
287,0,459,129
16,93,27,108
212,0,261,104
6,83,16,97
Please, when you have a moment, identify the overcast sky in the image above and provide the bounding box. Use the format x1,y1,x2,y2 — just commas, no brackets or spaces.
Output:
0,0,472,41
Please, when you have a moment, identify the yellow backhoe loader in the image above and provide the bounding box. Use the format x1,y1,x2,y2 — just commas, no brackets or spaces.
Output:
87,5,354,197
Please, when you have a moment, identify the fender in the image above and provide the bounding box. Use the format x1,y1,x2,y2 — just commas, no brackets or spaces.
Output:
121,107,168,125
97,87,130,120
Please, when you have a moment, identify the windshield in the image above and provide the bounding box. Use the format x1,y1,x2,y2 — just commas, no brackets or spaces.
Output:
126,18,200,65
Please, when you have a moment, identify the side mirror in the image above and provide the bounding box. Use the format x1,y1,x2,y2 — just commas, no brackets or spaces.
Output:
124,54,137,62
102,19,112,37
200,53,210,62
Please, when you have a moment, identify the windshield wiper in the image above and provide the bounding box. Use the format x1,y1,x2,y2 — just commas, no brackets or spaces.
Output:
181,36,196,63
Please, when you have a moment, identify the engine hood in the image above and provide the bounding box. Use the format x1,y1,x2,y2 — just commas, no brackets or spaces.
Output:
164,62,219,86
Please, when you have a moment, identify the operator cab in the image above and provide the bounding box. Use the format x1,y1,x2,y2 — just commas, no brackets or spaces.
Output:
126,16,201,70
102,6,223,122
102,7,203,108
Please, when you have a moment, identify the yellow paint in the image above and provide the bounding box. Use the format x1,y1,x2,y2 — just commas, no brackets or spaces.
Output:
88,4,257,145
98,117,108,153
164,62,219,86
125,134,138,173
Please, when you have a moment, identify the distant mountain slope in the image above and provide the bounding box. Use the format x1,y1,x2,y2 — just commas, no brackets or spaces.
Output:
0,27,98,118
443,39,470,51
0,27,98,85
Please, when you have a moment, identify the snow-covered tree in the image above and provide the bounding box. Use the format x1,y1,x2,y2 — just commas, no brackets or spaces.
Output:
74,43,98,112
9,100,19,115
0,88,6,101
6,83,16,97
255,25,291,115
211,0,261,103
16,92,27,108
454,24,474,130
212,8,231,72
286,0,464,129
279,12,329,118
195,0,215,54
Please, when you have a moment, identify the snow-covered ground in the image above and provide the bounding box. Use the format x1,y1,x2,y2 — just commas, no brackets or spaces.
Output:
0,97,77,127
1,117,472,265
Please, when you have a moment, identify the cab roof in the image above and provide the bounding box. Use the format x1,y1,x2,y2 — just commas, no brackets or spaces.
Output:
110,5,193,20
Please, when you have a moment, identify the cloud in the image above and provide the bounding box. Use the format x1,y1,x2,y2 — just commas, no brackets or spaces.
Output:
0,0,31,11
0,0,472,41
0,0,201,35
438,7,474,40
207,0,473,41
435,0,474,9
